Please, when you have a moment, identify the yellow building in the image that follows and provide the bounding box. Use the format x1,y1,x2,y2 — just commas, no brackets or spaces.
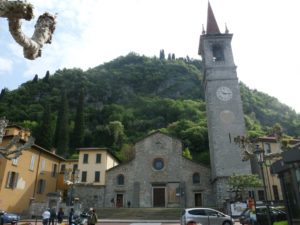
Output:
257,136,300,203
0,125,65,214
77,148,119,185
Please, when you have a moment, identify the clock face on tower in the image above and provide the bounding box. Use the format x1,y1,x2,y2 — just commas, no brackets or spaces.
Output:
216,86,233,101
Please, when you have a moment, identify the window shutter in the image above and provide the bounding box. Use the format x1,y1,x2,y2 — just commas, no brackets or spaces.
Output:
30,155,36,170
5,171,12,188
13,172,19,189
41,180,46,193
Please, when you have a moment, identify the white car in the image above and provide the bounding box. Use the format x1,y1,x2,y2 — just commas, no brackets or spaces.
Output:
180,207,234,225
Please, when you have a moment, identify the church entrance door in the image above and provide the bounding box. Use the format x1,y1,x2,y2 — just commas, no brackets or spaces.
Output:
153,187,165,207
195,193,202,207
116,194,123,208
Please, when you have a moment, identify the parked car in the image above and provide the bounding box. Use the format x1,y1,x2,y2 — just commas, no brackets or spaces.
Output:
181,207,234,225
239,206,287,225
0,210,20,224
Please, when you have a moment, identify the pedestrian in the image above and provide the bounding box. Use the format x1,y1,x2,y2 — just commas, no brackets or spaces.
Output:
127,201,131,208
57,208,64,224
42,208,51,225
68,208,74,225
49,208,56,225
87,209,97,225
110,198,114,207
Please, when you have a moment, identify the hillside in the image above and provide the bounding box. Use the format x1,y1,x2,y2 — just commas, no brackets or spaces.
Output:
0,53,299,163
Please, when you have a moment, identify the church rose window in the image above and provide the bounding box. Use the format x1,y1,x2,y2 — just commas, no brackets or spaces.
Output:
153,158,164,170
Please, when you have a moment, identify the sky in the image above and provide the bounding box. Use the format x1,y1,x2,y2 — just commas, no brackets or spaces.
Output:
0,0,300,113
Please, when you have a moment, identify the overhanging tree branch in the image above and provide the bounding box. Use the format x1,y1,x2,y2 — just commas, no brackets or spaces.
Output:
0,118,35,160
0,0,56,60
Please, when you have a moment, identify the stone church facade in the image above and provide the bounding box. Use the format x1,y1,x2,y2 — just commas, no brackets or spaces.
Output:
104,132,214,208
74,132,214,209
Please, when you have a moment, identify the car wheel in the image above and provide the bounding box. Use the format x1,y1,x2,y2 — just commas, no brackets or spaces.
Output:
222,221,232,225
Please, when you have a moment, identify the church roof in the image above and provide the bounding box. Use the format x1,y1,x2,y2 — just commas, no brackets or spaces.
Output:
206,1,220,34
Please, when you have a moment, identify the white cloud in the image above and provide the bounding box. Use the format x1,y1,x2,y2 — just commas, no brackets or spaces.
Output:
0,58,13,74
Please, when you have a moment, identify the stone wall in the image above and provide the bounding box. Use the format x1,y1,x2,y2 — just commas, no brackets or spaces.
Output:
105,132,214,208
74,184,105,210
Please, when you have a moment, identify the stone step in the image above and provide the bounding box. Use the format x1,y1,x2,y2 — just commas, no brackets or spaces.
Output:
96,208,182,220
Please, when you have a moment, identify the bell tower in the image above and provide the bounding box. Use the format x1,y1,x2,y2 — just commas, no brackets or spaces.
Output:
199,2,251,207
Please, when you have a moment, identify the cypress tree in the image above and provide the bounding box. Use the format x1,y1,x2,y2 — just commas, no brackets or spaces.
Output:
37,104,53,150
159,49,165,60
71,88,85,152
43,71,50,82
32,74,38,83
54,90,69,157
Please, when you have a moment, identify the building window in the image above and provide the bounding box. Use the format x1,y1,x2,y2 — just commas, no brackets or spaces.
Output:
96,154,102,164
5,171,19,189
264,143,271,154
258,190,265,201
37,179,46,194
117,174,125,185
273,185,279,201
72,164,78,174
29,154,36,171
193,173,200,184
152,158,164,170
12,158,19,166
83,154,89,164
60,164,66,173
212,44,224,62
51,164,57,177
40,159,46,174
95,171,100,182
81,171,87,182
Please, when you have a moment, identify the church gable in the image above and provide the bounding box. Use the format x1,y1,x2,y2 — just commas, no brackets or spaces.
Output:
135,131,182,158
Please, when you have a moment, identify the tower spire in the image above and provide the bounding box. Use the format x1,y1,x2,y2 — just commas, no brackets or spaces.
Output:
206,1,220,34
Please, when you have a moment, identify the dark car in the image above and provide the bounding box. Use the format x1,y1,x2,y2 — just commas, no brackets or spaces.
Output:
239,206,287,225
0,210,20,224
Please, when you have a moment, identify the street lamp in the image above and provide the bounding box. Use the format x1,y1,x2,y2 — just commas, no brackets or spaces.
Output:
254,145,272,225
64,168,79,206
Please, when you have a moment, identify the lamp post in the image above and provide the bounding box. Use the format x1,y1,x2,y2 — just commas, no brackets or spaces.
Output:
254,145,272,225
64,168,79,206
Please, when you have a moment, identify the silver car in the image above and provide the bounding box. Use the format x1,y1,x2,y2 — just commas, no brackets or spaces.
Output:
181,207,234,225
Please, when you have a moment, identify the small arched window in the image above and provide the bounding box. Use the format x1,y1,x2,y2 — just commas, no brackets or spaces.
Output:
193,172,200,184
117,174,125,185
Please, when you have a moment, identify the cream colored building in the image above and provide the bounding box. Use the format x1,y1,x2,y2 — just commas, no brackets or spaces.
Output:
77,148,119,185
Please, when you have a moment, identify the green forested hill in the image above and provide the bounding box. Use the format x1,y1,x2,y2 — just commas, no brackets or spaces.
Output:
0,53,299,164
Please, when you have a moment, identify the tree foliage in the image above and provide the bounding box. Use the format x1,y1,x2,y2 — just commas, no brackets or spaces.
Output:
228,174,262,201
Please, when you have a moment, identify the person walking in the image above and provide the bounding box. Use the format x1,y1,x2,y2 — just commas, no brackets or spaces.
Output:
42,208,51,225
57,208,64,224
68,208,74,225
87,209,98,225
49,208,56,225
